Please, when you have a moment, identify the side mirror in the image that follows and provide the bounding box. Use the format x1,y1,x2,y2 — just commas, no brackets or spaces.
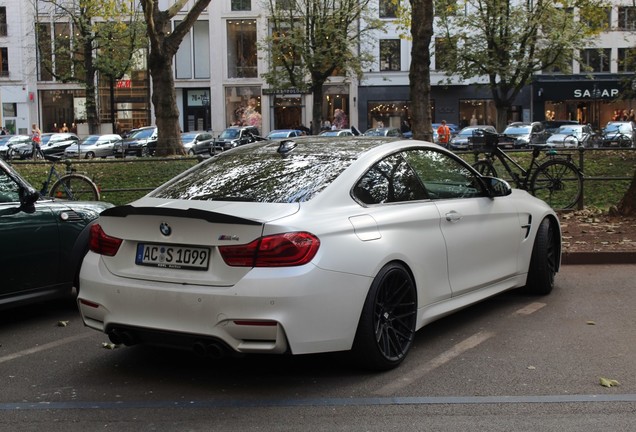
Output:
484,177,512,197
19,186,40,213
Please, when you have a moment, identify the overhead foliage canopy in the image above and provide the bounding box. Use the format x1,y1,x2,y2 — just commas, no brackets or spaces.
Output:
260,0,385,133
391,0,609,130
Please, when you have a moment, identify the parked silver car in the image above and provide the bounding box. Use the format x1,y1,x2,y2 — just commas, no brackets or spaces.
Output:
181,131,214,155
64,134,123,159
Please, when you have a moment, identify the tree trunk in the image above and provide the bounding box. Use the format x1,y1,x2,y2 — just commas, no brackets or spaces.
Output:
616,170,636,216
83,38,99,135
408,0,434,142
148,54,183,156
311,83,324,136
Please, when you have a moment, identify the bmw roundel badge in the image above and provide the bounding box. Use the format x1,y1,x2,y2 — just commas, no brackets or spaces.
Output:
159,222,172,236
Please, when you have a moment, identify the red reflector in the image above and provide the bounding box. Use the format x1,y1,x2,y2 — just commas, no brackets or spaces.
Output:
233,320,277,326
89,224,123,257
79,298,100,308
219,232,320,267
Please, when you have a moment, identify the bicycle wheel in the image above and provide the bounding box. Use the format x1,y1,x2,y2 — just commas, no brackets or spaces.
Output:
49,174,100,201
472,159,498,177
530,159,582,210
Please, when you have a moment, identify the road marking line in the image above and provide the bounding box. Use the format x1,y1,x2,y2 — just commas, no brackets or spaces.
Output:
6,393,635,411
0,333,95,365
374,331,495,396
514,302,546,315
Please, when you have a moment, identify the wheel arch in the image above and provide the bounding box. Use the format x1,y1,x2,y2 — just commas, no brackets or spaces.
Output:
62,220,97,292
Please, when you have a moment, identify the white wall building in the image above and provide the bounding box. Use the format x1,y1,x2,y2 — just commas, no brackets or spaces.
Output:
2,0,636,137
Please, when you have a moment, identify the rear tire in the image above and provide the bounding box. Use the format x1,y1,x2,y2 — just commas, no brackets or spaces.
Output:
524,218,558,295
352,263,417,371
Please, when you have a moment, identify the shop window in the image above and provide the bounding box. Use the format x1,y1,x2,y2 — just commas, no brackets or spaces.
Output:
0,7,6,37
379,0,397,18
0,47,7,77
227,20,257,78
580,48,610,73
380,39,401,71
459,100,497,128
434,37,456,71
225,86,262,131
618,7,636,30
367,101,411,129
231,0,251,11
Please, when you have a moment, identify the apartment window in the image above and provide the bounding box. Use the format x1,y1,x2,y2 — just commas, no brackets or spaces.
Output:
54,22,72,78
231,0,251,11
276,0,294,10
580,48,610,73
0,7,7,37
0,48,8,77
434,37,456,71
379,39,401,71
618,48,636,72
379,0,397,18
227,20,257,78
580,6,611,30
618,7,636,30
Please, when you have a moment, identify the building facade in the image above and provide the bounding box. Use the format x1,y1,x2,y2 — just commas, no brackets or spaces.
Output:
2,0,636,137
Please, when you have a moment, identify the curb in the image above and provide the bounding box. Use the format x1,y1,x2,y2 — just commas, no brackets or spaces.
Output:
561,251,636,265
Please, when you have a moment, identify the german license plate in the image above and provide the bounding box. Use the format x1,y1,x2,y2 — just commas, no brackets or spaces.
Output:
135,243,210,270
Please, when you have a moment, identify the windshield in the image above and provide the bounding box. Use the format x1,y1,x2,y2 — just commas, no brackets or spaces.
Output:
503,126,531,134
80,136,100,145
604,123,631,134
130,128,155,139
558,126,581,135
181,133,198,141
219,129,240,139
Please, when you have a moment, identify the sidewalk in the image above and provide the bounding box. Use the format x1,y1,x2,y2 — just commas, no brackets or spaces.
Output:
562,251,636,265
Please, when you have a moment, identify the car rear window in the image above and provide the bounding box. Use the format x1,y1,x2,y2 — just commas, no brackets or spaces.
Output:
151,138,390,203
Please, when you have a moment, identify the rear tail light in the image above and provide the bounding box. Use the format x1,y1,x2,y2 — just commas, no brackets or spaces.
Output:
219,232,320,267
89,224,123,256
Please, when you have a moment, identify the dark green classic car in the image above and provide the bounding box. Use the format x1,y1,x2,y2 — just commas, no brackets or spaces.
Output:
0,159,113,309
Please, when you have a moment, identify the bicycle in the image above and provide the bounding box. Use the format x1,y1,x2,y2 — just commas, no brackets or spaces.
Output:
469,131,583,210
37,150,100,201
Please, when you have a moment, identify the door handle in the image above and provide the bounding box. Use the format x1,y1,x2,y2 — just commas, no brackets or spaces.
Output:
445,211,463,222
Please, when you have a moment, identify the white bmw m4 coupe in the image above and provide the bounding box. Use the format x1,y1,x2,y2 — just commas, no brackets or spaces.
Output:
78,136,561,370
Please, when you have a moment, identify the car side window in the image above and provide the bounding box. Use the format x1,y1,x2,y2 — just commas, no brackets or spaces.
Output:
0,170,20,203
402,149,484,200
353,153,428,204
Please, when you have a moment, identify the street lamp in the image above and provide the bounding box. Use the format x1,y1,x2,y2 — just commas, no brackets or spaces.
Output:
201,93,210,131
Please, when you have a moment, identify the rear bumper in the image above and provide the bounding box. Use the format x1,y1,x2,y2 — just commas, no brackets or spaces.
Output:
78,252,372,356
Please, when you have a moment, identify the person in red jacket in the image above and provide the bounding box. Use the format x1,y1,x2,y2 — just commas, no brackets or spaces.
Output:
437,120,451,146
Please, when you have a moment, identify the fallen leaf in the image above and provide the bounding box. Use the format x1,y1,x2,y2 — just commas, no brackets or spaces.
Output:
57,321,69,327
527,366,536,370
599,377,620,388
102,342,119,350
586,321,596,325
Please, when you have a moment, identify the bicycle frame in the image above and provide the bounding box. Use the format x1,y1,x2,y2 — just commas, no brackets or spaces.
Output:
476,146,542,189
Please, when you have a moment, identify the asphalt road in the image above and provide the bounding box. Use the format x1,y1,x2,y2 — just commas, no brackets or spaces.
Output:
1,265,635,431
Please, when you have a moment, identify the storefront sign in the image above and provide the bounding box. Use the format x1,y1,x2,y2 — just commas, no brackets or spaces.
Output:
573,88,619,98
116,79,132,89
262,88,310,95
